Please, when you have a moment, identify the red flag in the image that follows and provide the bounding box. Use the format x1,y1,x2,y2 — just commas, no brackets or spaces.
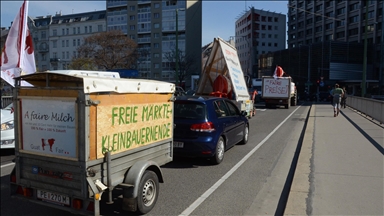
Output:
1,0,35,87
273,66,285,79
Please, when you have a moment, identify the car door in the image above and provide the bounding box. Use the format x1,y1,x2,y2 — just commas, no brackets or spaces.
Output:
213,100,237,147
224,100,245,144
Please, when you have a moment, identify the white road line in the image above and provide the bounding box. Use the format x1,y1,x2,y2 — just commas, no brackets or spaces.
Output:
179,105,302,216
1,162,15,169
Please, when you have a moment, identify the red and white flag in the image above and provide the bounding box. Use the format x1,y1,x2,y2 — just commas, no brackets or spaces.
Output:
273,65,285,79
1,0,35,87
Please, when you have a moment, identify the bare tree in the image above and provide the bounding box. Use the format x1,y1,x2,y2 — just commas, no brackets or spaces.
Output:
164,49,197,86
70,30,138,70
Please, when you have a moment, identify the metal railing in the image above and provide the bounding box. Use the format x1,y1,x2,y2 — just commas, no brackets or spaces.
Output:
1,95,13,108
347,96,384,124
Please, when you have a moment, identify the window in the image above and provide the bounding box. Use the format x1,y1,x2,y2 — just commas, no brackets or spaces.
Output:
268,34,272,38
77,39,80,46
262,42,265,46
349,15,358,23
154,63,159,69
274,43,278,47
349,3,359,11
73,27,76,34
98,25,102,32
42,54,46,61
62,40,65,47
154,53,160,58
41,31,46,39
62,52,65,59
78,27,80,34
129,35,135,39
154,13,160,19
326,22,333,30
66,52,69,59
274,17,278,22
268,17,272,22
268,25,272,30
154,33,160,38
337,8,345,15
66,40,69,47
130,25,135,30
336,20,345,27
315,16,322,22
154,43,159,48
89,26,92,33
53,52,57,58
130,15,135,20
129,6,135,11
315,26,322,32
154,23,160,28
348,28,358,36
315,4,322,11
62,29,65,35
274,34,278,39
261,16,266,21
336,31,345,38
268,42,271,47
53,29,57,36
154,3,160,8
73,39,76,46
85,26,88,33
53,40,57,48
274,26,278,30
66,28,69,35
262,33,265,38
73,51,76,58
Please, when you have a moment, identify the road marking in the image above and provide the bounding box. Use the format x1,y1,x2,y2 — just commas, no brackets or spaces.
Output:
1,162,15,169
179,105,302,216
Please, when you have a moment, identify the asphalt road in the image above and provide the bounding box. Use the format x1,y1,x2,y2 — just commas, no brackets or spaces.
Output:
1,102,311,216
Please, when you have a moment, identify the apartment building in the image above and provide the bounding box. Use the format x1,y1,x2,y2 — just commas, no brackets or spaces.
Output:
287,0,383,47
235,7,286,78
28,10,106,71
106,0,202,87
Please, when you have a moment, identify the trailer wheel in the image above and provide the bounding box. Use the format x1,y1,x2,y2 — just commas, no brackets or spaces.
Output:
136,170,159,214
211,136,225,165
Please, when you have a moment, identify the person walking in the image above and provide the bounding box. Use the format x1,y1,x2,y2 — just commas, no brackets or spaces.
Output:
332,83,344,117
341,87,347,108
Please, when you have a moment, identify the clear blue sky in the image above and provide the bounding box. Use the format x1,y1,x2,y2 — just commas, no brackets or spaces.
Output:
1,1,288,46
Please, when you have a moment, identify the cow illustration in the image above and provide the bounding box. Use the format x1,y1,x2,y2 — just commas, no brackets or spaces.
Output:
41,138,55,152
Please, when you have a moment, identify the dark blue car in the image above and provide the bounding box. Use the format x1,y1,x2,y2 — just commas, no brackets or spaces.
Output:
173,96,249,164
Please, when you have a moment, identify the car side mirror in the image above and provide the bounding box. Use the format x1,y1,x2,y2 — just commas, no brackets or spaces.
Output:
241,111,247,116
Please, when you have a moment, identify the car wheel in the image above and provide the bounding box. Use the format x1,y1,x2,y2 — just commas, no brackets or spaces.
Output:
211,137,225,165
240,125,249,144
136,170,159,214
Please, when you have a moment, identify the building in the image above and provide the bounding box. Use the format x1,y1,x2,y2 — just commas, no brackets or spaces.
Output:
28,10,107,71
234,7,286,78
106,0,202,88
258,0,383,96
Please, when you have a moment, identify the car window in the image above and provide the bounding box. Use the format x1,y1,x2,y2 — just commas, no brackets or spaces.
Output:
214,100,230,118
224,101,240,116
174,102,205,119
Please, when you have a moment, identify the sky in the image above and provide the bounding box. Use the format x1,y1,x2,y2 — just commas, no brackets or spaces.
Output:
1,0,288,46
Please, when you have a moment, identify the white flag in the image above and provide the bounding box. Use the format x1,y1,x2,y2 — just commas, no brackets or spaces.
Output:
1,0,36,87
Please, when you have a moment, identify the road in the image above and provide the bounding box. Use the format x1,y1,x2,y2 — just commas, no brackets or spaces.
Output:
1,103,310,216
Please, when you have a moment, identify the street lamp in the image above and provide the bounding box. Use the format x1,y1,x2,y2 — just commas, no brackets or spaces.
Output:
175,8,185,87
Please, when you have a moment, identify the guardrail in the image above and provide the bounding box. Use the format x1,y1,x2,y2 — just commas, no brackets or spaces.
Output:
346,96,384,124
1,95,13,108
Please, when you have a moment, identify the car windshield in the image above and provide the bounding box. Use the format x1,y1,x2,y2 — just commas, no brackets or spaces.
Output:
174,102,206,120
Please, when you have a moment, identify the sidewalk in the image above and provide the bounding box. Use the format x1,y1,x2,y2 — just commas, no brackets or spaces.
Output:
285,104,384,216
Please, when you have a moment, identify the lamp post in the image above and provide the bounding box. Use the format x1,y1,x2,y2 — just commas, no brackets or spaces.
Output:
175,8,179,87
380,1,384,95
362,0,369,97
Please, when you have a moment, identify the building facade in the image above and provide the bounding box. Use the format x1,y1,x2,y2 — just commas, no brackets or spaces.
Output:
235,7,286,78
258,0,383,96
106,0,202,88
28,11,107,71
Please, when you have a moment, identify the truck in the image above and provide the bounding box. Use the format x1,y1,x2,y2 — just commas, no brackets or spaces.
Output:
262,76,297,109
196,37,254,118
10,71,175,215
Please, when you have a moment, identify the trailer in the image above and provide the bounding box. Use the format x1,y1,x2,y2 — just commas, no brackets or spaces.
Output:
10,71,175,215
196,37,253,118
262,76,297,109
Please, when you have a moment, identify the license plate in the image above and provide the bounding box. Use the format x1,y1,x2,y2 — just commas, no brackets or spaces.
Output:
37,190,70,205
173,141,184,148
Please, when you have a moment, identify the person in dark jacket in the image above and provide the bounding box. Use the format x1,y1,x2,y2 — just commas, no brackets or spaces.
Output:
341,87,347,108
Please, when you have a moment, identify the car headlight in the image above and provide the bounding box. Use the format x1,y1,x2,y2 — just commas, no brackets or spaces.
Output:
1,120,14,130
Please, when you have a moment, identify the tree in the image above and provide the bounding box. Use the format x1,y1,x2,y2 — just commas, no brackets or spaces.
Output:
164,49,197,87
70,30,138,70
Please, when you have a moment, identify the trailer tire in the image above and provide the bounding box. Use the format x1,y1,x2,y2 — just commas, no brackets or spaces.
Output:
136,170,159,214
